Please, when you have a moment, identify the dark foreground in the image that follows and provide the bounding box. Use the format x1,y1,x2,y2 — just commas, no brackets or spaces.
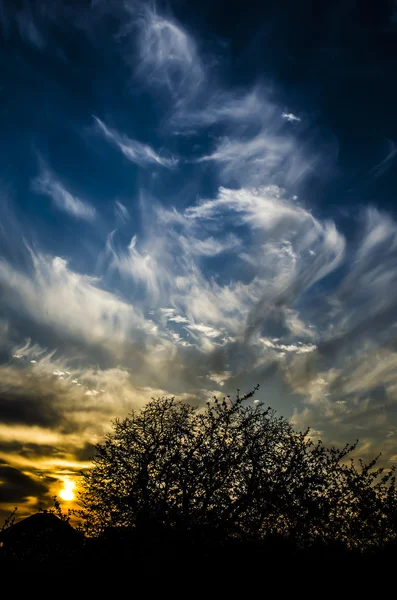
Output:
1,512,397,566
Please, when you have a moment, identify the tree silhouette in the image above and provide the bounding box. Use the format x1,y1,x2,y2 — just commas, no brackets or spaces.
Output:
77,387,397,554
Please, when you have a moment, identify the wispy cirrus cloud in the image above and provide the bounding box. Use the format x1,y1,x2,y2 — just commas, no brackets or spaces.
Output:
171,86,271,128
0,1,46,48
170,84,320,187
197,134,307,185
32,168,96,221
0,249,157,361
369,139,397,179
93,116,178,168
103,185,345,351
133,5,205,99
114,200,130,224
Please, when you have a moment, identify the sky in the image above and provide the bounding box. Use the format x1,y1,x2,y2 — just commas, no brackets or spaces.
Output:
1,0,397,520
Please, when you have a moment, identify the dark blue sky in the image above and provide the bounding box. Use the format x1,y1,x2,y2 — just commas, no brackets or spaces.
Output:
1,0,396,268
1,0,397,517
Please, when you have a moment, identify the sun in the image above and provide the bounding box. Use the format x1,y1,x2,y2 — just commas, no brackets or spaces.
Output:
59,479,75,501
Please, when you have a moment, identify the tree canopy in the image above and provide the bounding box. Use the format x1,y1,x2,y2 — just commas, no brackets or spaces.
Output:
77,387,397,554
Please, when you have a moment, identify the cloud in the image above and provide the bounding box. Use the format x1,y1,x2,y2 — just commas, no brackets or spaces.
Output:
172,86,273,128
369,139,397,179
169,315,190,324
187,324,223,339
15,8,45,48
316,208,397,356
186,188,345,326
134,5,205,99
32,168,96,221
261,338,316,355
120,8,328,192
0,248,155,364
93,116,178,168
0,349,197,504
290,345,397,463
160,309,189,324
0,179,346,390
281,112,301,123
101,185,346,367
115,200,130,223
286,209,397,463
0,365,66,428
198,134,303,185
105,232,168,304
178,234,240,256
208,371,232,386
0,464,48,504
0,1,46,48
180,87,315,187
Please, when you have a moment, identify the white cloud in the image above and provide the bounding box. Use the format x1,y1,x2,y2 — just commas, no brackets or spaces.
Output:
187,88,312,187
187,323,223,338
135,6,204,98
356,208,396,262
178,234,240,256
198,134,302,185
32,169,96,221
101,185,345,354
320,208,397,350
173,86,273,128
115,200,130,223
0,250,153,357
106,233,168,304
261,338,316,354
370,139,397,179
208,371,232,386
281,112,301,123
169,315,190,324
160,309,189,324
186,186,306,227
94,116,178,168
160,308,177,318
169,83,313,187
186,187,345,292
